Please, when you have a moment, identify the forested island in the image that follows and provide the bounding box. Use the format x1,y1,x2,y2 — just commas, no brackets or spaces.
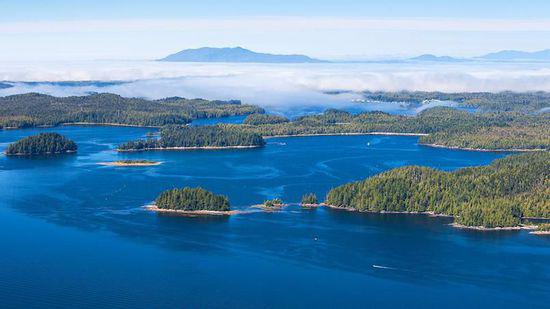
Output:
262,198,284,208
5,133,77,156
118,125,265,151
301,193,318,206
147,187,231,215
0,93,263,129
325,152,549,229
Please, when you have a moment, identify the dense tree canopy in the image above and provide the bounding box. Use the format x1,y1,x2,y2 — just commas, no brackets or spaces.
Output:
326,152,549,228
6,133,77,155
155,187,230,211
244,114,289,125
118,125,266,151
0,93,263,129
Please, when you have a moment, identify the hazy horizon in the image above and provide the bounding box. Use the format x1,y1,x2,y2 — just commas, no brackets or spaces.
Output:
2,1,550,108
2,1,550,61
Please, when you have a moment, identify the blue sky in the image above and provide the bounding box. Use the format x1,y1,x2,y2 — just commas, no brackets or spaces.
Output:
3,0,550,20
1,1,549,60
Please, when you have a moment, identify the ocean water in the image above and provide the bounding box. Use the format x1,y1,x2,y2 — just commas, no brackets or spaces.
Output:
0,124,549,308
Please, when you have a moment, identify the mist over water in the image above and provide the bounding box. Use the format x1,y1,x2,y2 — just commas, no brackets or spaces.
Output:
1,60,550,115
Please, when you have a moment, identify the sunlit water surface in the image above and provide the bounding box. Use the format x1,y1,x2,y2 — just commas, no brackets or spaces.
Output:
0,120,549,308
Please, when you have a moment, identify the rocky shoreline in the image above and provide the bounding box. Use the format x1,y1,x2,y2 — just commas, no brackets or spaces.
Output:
420,143,546,152
145,205,248,216
324,204,544,231
118,145,262,152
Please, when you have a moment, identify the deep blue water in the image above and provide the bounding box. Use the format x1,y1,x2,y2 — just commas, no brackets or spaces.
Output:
0,124,549,308
189,115,246,126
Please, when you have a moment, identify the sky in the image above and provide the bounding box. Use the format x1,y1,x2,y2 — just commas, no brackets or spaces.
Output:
1,0,550,61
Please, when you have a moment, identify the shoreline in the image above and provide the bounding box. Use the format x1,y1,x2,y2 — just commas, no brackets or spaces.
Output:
301,203,321,208
5,150,77,156
264,132,429,139
529,231,550,235
146,203,548,232
324,204,546,230
98,161,162,166
251,204,290,211
62,122,162,128
3,122,545,153
450,223,538,231
323,204,452,217
118,145,263,152
144,205,253,216
420,143,546,153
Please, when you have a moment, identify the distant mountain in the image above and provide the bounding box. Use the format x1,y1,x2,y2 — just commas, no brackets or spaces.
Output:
409,54,464,62
159,47,325,63
479,49,550,61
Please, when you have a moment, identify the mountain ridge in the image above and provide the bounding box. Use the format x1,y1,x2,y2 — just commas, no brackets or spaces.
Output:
478,49,550,61
159,47,326,63
409,54,465,62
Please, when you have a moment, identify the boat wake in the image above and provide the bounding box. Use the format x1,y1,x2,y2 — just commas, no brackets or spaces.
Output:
372,264,397,270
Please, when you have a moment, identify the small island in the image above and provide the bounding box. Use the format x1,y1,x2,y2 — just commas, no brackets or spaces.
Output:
301,193,319,207
118,126,266,151
258,198,285,210
5,133,77,156
98,160,161,166
146,187,233,216
264,198,283,207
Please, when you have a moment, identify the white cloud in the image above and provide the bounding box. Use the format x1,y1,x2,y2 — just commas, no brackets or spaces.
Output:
1,60,550,113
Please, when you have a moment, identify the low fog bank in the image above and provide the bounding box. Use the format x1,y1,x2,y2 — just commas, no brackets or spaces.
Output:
1,60,549,115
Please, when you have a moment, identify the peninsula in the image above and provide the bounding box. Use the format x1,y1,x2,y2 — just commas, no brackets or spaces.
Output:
325,152,549,230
